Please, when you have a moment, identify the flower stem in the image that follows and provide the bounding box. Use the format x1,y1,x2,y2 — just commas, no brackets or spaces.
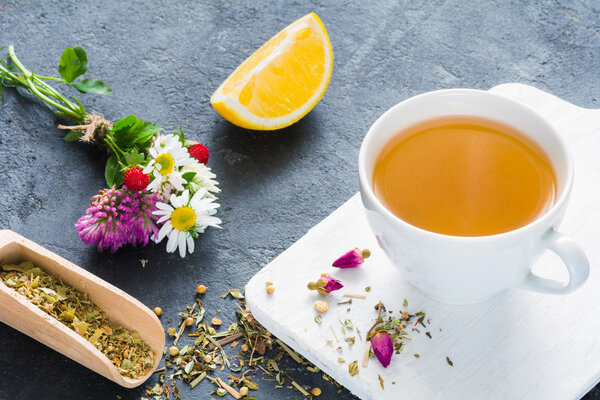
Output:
33,75,67,83
104,135,125,157
3,45,85,121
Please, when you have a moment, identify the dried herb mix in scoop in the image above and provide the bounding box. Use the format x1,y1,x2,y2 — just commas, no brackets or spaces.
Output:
0,261,155,379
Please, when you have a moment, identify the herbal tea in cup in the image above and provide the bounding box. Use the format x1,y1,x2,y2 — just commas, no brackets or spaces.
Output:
358,89,589,304
372,115,557,237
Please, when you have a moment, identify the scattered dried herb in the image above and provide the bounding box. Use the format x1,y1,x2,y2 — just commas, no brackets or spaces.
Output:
0,261,154,379
220,289,244,300
150,290,344,399
343,319,354,330
446,356,454,366
356,327,363,341
275,339,304,364
362,339,372,367
343,293,367,299
290,380,310,396
364,301,430,368
348,360,359,376
330,326,339,342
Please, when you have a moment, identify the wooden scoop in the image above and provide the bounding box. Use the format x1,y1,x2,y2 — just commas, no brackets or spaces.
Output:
0,230,165,388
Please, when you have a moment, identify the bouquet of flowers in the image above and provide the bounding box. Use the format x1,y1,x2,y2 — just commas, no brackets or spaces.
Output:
0,45,220,257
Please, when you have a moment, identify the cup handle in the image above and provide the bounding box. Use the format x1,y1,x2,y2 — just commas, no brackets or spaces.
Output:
519,229,590,294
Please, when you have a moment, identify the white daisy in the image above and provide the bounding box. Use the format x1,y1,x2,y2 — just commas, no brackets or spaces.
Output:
181,159,220,197
143,134,190,193
153,189,221,257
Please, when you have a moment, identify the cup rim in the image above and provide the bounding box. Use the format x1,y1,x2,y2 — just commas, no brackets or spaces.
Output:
358,88,574,242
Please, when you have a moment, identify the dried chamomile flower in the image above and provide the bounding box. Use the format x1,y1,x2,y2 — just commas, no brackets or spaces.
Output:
314,300,329,313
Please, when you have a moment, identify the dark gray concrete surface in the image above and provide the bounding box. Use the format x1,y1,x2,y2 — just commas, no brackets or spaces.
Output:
0,1,599,399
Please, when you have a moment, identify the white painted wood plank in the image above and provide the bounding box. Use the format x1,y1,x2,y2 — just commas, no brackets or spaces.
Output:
246,84,600,400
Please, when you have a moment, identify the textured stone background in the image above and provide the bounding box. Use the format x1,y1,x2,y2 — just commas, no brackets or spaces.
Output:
1,1,599,399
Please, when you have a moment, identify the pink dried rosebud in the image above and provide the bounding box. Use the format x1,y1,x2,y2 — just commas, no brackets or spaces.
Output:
370,330,393,368
307,274,343,295
317,274,343,295
332,248,371,268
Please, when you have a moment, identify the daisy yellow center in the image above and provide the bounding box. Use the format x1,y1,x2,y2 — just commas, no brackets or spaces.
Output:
171,206,197,232
155,153,175,176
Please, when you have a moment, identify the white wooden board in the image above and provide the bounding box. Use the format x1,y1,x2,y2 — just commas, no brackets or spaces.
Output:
245,84,600,400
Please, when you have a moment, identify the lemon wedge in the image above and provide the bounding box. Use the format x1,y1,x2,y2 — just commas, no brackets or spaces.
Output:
211,13,333,130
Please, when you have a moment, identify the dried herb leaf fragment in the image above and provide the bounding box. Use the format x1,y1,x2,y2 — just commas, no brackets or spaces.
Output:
348,360,359,376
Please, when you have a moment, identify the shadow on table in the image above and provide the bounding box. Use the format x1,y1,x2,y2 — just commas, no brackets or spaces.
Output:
210,108,325,188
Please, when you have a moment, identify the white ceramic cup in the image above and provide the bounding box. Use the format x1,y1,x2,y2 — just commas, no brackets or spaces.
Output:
358,89,590,304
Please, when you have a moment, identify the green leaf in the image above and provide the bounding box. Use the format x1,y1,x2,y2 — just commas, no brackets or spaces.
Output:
71,96,87,115
182,171,196,182
123,149,146,167
63,130,83,142
110,114,161,151
73,46,88,74
72,78,112,95
111,114,138,132
104,155,123,187
58,46,88,83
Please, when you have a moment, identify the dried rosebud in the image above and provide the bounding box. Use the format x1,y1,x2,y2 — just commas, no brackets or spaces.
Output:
332,248,370,268
317,274,343,295
308,274,343,295
370,330,393,368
